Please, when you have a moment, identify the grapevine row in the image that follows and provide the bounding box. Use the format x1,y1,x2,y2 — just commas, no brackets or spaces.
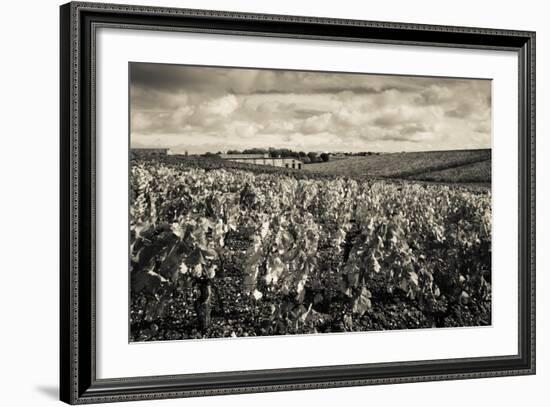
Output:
130,159,491,338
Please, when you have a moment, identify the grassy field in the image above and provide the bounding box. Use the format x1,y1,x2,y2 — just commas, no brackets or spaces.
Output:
304,149,491,183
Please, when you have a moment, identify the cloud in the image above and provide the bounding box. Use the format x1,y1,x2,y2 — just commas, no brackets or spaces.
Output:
401,123,432,135
445,102,475,119
301,113,333,134
130,63,492,153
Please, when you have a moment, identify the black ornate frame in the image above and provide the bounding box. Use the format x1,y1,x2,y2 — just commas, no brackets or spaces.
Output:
60,1,536,404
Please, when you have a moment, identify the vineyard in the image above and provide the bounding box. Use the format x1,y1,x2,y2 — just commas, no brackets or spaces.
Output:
130,157,491,341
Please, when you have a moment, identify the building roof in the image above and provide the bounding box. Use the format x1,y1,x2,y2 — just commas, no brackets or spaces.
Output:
220,154,267,159
221,154,303,163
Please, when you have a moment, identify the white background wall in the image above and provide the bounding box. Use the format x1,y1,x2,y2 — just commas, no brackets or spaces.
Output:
0,0,547,405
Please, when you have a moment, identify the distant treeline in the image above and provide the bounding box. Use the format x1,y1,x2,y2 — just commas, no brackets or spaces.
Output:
202,148,380,163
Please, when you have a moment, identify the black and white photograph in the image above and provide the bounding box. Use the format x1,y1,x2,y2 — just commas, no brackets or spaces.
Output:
1,0,543,404
129,63,492,342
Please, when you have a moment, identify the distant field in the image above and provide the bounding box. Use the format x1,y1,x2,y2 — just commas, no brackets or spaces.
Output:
413,160,491,183
304,149,491,183
145,150,491,185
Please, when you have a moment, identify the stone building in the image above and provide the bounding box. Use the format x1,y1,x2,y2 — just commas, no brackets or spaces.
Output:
220,153,303,170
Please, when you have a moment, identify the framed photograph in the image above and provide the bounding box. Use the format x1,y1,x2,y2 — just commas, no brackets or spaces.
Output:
60,1,536,404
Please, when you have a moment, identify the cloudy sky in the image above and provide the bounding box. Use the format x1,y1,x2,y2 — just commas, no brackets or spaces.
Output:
130,63,491,154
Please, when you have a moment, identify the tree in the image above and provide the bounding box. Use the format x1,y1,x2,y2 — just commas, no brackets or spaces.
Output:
243,148,268,155
280,148,292,158
203,152,220,159
269,149,280,158
307,152,319,163
320,153,330,162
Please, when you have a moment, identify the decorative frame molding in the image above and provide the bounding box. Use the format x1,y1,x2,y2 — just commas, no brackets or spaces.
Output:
60,2,535,404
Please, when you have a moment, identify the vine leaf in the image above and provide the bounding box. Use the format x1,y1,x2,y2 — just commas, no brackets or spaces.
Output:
352,287,372,316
